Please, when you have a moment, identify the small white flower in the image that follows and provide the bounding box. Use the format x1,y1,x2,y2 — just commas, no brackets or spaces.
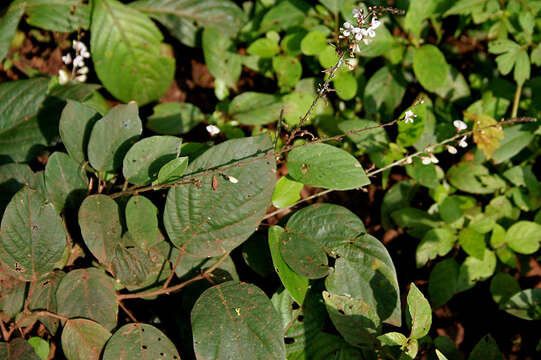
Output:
404,110,416,124
453,120,467,131
421,156,432,165
72,40,87,53
353,8,362,20
429,154,439,164
61,53,72,65
227,175,238,184
458,136,468,148
58,69,70,85
81,49,90,58
206,125,220,136
73,55,85,68
341,21,353,36
370,17,382,30
404,156,413,165
74,74,87,83
77,66,89,75
446,145,458,154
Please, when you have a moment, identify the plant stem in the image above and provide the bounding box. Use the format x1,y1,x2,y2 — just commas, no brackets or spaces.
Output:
511,82,522,118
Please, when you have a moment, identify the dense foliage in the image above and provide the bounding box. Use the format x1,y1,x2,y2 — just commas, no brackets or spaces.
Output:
0,0,540,359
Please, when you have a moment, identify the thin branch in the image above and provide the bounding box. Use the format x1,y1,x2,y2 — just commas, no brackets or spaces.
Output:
162,247,185,289
118,300,138,322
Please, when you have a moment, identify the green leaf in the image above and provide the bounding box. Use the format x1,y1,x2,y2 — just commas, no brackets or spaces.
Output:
489,39,530,85
202,26,241,88
447,162,505,194
90,0,175,105
338,119,389,153
356,24,399,58
164,135,275,257
323,291,381,347
27,272,65,335
490,272,520,306
502,288,541,320
59,100,101,164
268,226,309,305
413,45,448,92
377,332,408,347
300,31,327,56
102,323,180,360
287,331,364,360
24,0,89,32
56,268,118,331
405,157,439,190
0,338,40,360
27,337,49,360
259,0,309,33
0,78,50,161
0,3,25,62
406,283,432,339
0,277,26,318
459,227,486,259
153,156,189,185
229,92,283,125
130,0,245,42
456,249,497,292
333,72,357,100
61,319,111,360
435,65,471,101
125,195,159,250
122,135,181,185
0,187,66,281
404,0,440,38
319,0,345,13
505,221,541,255
247,37,280,58
191,281,286,359
439,196,463,224
468,335,503,360
78,194,122,267
242,234,274,278
391,207,439,239
0,163,42,217
146,102,205,135
271,176,303,208
364,66,406,119
416,228,455,268
87,103,142,173
381,180,418,230
287,143,369,190
272,55,302,89
44,152,88,212
429,259,459,308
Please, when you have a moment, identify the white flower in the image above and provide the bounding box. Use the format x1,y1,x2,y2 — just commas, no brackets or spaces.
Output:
453,120,467,131
429,154,439,164
72,40,87,53
73,55,85,68
404,156,413,165
353,8,362,20
227,175,238,184
341,21,353,36
421,156,432,165
206,125,220,136
61,53,72,65
458,136,468,148
81,49,90,58
446,145,458,154
77,66,89,75
74,74,87,83
370,17,382,30
404,110,416,124
58,69,70,85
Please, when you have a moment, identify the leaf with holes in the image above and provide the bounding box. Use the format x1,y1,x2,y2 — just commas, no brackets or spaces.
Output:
90,0,175,105
191,281,286,359
56,268,118,331
27,271,65,335
61,319,111,360
287,143,369,190
0,187,66,281
102,323,180,360
45,152,88,212
24,0,90,32
164,135,275,257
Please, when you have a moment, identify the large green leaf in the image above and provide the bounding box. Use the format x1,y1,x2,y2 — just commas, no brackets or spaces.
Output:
146,102,205,135
102,323,179,360
164,135,275,257
78,195,122,267
90,0,175,105
287,143,369,190
502,288,541,320
0,2,25,62
130,0,245,41
44,152,88,212
229,92,283,125
505,221,541,255
202,26,242,88
59,100,100,164
191,281,286,360
0,187,66,281
27,271,65,335
0,163,42,217
61,319,111,360
0,78,50,161
23,0,90,32
413,45,448,92
56,268,118,331
122,135,181,185
0,277,26,318
363,66,406,119
87,103,142,173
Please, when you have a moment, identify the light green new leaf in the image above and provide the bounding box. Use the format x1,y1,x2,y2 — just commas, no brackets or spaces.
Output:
333,72,357,100
271,176,303,208
164,135,275,257
488,39,530,85
456,249,497,292
45,152,89,212
146,102,205,135
202,26,241,88
61,319,111,360
268,226,309,305
56,268,118,331
272,55,302,89
406,283,432,339
153,156,188,185
247,38,280,58
505,221,541,255
458,227,486,259
122,135,181,185
24,0,90,33
0,2,25,62
287,143,369,190
90,0,175,105
502,288,541,320
356,24,399,58
377,332,407,347
0,187,66,281
300,31,327,56
59,100,100,164
102,323,179,360
191,281,286,360
27,337,49,360
447,163,505,194
413,45,448,92
87,103,142,173
229,92,283,125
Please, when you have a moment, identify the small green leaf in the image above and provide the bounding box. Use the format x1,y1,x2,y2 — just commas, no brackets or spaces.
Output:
459,227,486,259
300,31,328,55
122,135,181,185
502,288,541,320
456,249,497,292
469,335,503,360
268,226,309,305
338,118,389,153
413,45,448,92
364,66,406,119
505,221,541,255
27,337,49,360
287,143,369,190
61,319,111,360
490,272,520,306
191,281,286,359
429,259,459,308
247,37,280,58
0,163,42,217
272,55,302,89
0,277,25,318
87,103,143,173
271,176,303,208
27,272,64,335
377,332,408,347
202,26,241,88
146,102,205,135
333,72,357,100
416,228,455,268
0,3,25,62
406,283,432,339
45,152,88,212
229,92,283,125
125,195,159,250
153,156,188,185
447,163,505,194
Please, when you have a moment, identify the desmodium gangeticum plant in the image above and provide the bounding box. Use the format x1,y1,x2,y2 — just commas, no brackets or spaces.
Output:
0,0,540,359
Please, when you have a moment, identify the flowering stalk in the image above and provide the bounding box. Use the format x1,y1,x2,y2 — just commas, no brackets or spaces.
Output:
59,40,90,85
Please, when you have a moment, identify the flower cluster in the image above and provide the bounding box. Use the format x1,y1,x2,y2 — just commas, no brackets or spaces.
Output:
58,40,90,85
339,7,382,55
